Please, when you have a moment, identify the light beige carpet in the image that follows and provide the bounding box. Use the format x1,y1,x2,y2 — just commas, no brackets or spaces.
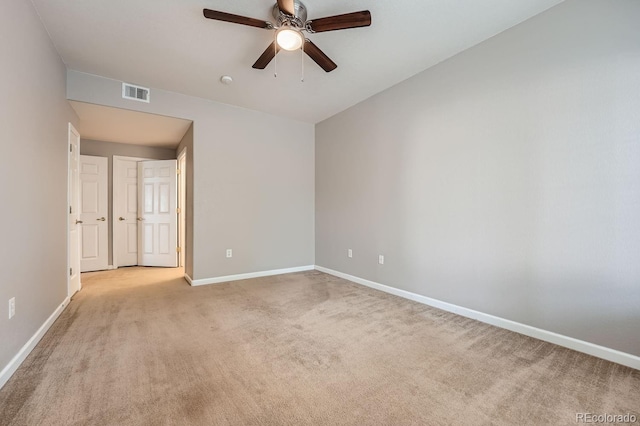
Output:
0,267,638,425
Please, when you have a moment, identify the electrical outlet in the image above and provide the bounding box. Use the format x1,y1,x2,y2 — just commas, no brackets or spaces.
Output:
378,255,384,265
9,297,15,319
348,249,353,258
226,249,232,258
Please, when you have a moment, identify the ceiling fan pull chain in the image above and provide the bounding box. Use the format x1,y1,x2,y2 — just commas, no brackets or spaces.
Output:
274,31,278,78
301,41,304,82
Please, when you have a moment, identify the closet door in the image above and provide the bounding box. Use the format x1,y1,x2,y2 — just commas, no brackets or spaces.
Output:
114,156,146,267
79,155,108,272
137,160,178,267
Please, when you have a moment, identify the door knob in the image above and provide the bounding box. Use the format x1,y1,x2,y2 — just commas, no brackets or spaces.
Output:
137,217,145,221
118,217,125,221
75,219,83,224
97,217,106,221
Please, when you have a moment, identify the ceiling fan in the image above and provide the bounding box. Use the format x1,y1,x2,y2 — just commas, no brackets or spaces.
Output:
203,0,371,72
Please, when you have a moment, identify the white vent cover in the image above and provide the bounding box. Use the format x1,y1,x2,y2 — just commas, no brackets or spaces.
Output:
122,83,150,103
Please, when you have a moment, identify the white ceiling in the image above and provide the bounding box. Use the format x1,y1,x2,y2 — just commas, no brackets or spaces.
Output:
69,101,192,148
34,0,563,124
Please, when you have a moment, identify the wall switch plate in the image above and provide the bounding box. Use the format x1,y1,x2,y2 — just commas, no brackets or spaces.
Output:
378,255,384,265
226,249,232,258
348,249,353,258
9,297,15,319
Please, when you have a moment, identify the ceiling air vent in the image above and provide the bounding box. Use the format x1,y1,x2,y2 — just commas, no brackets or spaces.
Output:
122,83,150,103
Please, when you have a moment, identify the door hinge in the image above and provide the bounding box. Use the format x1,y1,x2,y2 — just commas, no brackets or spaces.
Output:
176,208,181,214
176,247,181,253
176,169,181,175
70,206,72,214
70,144,73,152
70,267,73,276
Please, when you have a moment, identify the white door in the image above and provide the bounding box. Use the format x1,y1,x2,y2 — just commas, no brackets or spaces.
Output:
68,124,81,295
138,160,178,267
80,155,109,272
177,149,187,268
113,156,149,267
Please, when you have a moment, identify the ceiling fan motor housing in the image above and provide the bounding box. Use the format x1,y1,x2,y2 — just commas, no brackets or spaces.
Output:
273,1,307,28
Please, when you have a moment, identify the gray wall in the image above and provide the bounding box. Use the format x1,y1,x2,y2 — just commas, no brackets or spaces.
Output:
68,71,315,281
80,139,178,266
177,123,194,278
0,0,79,371
316,0,640,356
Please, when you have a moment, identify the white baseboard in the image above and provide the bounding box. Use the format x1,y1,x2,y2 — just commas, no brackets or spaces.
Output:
0,297,71,389
187,265,315,287
315,265,640,371
107,265,116,270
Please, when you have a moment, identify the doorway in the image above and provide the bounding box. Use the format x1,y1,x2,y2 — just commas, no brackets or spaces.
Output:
112,156,180,268
68,101,192,274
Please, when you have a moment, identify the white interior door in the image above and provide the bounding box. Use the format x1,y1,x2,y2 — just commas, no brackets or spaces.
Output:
68,124,81,295
80,155,109,272
138,160,178,267
113,156,149,267
178,149,186,268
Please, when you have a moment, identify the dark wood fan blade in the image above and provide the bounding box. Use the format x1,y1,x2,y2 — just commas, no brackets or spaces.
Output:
308,11,371,33
203,9,271,29
277,0,296,16
252,42,281,69
304,39,337,72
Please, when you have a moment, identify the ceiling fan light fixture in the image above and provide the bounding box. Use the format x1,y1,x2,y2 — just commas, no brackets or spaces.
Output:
276,27,303,51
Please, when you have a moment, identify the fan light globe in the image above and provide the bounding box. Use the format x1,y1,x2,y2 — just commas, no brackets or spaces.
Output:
276,28,303,51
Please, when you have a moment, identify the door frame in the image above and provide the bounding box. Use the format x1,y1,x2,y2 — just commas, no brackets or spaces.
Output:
112,155,151,268
67,123,81,297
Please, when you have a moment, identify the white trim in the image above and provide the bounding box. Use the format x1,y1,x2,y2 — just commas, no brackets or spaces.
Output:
188,265,315,287
112,155,154,162
107,265,116,270
0,297,71,389
315,266,640,371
